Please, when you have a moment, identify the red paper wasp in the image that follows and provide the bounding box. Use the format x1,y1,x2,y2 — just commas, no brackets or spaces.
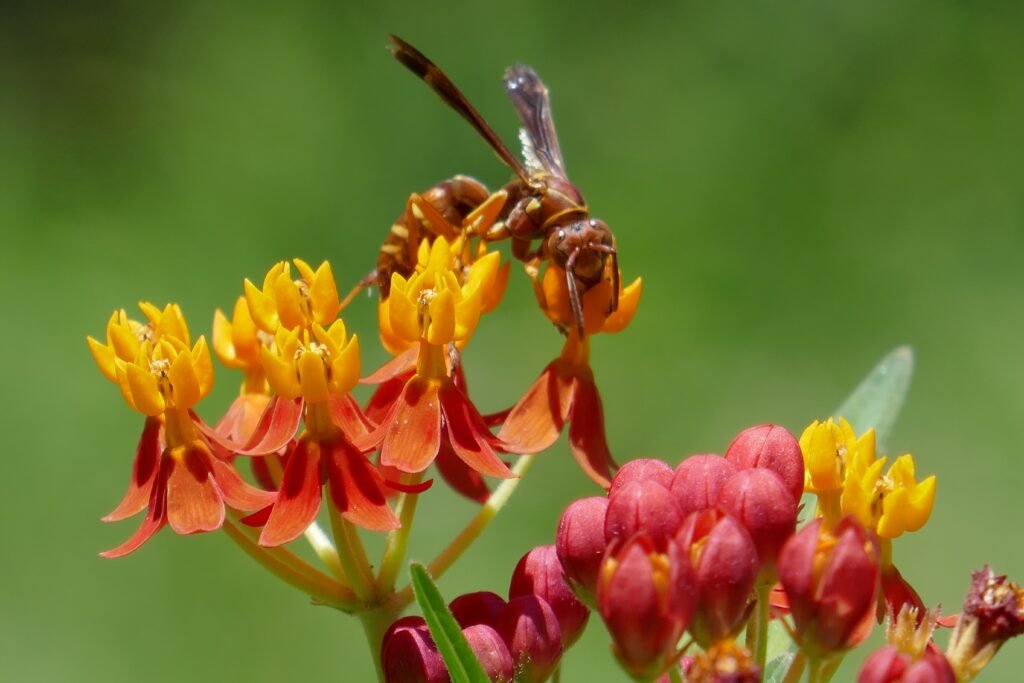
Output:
374,35,619,335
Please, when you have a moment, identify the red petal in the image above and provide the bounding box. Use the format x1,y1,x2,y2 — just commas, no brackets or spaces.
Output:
567,369,617,488
379,377,442,473
251,452,287,492
100,455,170,558
236,396,304,456
241,505,272,527
441,383,514,479
215,393,272,446
103,417,162,522
328,393,376,442
325,438,400,531
385,477,435,494
360,345,418,384
498,361,574,454
259,439,322,546
165,446,225,535
207,451,277,512
436,439,491,503
881,564,928,624
365,374,410,425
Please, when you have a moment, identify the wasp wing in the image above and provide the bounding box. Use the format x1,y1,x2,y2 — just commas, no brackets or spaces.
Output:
504,65,568,178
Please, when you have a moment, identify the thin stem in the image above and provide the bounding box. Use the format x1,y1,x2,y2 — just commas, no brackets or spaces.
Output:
806,657,823,683
360,604,402,683
264,452,346,581
389,453,538,609
753,578,772,670
327,488,376,603
376,473,425,595
819,655,842,683
222,517,356,610
667,665,683,683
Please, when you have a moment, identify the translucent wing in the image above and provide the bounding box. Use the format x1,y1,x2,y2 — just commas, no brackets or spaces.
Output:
504,65,567,178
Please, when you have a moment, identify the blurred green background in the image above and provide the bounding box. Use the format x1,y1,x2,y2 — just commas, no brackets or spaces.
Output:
3,1,1023,681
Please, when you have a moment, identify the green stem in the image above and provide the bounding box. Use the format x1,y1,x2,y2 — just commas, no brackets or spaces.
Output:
376,473,425,595
327,489,376,603
222,517,356,610
753,578,772,670
389,454,538,609
819,655,842,683
360,604,403,683
806,657,823,683
667,665,683,683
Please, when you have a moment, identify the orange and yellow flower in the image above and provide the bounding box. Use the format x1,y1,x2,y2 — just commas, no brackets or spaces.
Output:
88,303,274,558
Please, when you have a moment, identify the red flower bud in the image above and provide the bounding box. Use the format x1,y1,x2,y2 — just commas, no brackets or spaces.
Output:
670,454,737,518
858,644,955,683
381,616,447,683
462,624,515,683
717,468,797,569
610,458,675,495
675,509,759,646
556,496,609,603
509,545,590,648
778,517,880,655
605,480,683,549
497,595,563,683
597,534,697,680
449,591,507,629
724,424,804,503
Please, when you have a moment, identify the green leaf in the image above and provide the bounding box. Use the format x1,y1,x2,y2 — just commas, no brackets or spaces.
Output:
833,345,914,452
763,346,915,682
408,562,490,683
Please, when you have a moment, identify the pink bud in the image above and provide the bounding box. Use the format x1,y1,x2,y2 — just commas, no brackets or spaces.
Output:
670,454,737,518
609,458,675,495
716,469,797,570
497,595,563,683
381,616,447,683
462,624,515,683
675,509,759,646
556,496,610,602
509,545,590,649
605,480,683,549
858,644,955,683
449,591,507,629
778,517,880,654
597,534,697,680
724,424,804,502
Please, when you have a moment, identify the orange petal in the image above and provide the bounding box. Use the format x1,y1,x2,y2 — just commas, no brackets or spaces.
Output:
436,439,491,504
165,446,225,535
214,393,272,446
100,459,169,559
328,393,375,442
236,396,304,456
325,438,399,532
103,417,163,522
259,439,322,547
207,451,277,512
379,377,442,473
440,383,514,479
567,369,616,488
360,345,418,385
497,361,574,454
363,374,410,427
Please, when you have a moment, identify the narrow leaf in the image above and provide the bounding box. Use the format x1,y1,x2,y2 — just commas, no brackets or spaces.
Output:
833,345,914,452
409,562,489,683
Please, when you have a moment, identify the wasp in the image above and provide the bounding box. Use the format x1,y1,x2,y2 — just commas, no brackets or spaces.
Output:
373,35,619,335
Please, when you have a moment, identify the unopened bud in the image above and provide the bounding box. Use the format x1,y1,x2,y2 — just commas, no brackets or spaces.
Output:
462,624,515,683
449,591,507,629
556,496,609,603
381,616,447,683
717,468,797,570
497,595,563,683
670,455,737,518
609,458,675,495
724,424,804,503
605,480,683,549
858,644,954,683
509,545,590,648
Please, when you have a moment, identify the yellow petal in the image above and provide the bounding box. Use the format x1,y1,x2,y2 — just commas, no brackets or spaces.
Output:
293,258,316,283
427,237,453,271
273,270,305,330
602,277,643,334
126,363,165,416
261,346,301,400
377,299,413,356
138,301,162,326
262,260,287,292
427,287,456,345
310,261,341,325
297,349,330,404
169,346,201,410
330,335,361,395
88,336,118,382
389,285,420,344
192,336,215,399
108,312,140,362
230,296,261,364
245,278,279,333
481,260,510,314
905,475,936,532
212,309,238,367
157,303,190,345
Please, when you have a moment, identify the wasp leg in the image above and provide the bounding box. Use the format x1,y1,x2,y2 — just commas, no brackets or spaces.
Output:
340,269,379,310
589,243,619,314
565,248,586,337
